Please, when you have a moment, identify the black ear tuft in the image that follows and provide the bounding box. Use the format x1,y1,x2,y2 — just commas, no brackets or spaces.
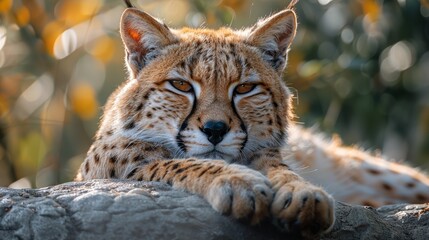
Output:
124,0,134,8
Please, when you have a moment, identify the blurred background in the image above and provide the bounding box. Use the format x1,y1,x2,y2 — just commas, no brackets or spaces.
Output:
0,0,428,188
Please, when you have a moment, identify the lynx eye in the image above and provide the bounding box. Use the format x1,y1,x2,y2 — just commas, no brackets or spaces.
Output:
169,80,193,92
235,83,256,94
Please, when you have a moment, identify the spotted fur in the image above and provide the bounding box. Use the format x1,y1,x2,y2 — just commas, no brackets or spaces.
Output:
76,2,429,238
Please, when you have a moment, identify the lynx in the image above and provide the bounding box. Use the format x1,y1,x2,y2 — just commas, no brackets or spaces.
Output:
76,1,429,237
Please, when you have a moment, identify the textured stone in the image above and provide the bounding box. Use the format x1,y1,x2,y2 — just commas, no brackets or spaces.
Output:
0,179,428,240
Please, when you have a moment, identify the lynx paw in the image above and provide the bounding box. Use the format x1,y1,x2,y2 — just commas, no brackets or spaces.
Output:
271,181,335,238
206,165,274,225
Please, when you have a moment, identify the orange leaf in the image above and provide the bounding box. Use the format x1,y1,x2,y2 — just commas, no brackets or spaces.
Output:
0,0,12,13
15,6,30,26
361,0,380,22
70,83,98,120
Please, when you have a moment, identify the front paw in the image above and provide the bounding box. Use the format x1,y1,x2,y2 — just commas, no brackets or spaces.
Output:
271,181,335,238
206,165,274,225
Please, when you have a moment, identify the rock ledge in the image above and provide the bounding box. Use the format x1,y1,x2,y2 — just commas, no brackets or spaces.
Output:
0,180,428,240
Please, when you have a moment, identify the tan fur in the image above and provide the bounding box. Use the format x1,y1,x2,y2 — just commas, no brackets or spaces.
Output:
76,3,429,238
286,126,429,206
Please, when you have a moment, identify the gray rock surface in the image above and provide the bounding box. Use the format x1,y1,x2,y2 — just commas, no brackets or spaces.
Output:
0,179,428,240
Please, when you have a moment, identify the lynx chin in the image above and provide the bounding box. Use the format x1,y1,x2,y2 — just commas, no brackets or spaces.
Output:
76,1,429,237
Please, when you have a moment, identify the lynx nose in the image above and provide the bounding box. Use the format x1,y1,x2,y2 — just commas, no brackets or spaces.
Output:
201,121,229,145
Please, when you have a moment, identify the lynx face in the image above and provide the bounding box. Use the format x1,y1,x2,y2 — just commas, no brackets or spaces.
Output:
116,9,296,163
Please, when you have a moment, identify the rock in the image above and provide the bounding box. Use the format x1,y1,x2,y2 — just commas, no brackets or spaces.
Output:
0,179,428,240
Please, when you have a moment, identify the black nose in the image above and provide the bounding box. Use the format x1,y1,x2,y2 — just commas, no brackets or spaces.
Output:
201,121,229,145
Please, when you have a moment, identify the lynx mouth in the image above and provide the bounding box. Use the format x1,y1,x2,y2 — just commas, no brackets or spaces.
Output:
194,150,234,161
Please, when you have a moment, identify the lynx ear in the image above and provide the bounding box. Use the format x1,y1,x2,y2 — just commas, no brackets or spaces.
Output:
247,9,297,72
120,8,177,79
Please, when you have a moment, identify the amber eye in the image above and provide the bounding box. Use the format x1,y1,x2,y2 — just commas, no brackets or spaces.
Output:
235,83,256,94
169,80,193,92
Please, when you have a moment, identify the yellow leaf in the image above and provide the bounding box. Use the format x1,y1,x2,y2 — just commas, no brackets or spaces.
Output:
87,36,116,63
15,5,30,26
70,83,98,120
0,0,12,13
298,60,321,81
42,21,65,56
0,94,8,116
17,131,47,178
361,0,380,22
219,0,246,11
56,0,102,26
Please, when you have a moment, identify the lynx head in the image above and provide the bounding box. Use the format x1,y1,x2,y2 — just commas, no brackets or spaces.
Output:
113,2,297,163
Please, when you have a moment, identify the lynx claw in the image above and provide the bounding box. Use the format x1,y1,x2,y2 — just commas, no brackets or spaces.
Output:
271,181,335,238
206,167,274,225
